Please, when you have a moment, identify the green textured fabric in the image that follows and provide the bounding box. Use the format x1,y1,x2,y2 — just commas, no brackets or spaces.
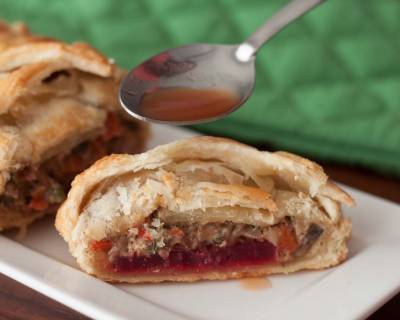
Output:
1,0,399,174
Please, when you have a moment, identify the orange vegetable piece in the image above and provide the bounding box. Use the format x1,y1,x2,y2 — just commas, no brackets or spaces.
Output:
28,195,49,211
91,239,112,251
138,226,153,241
277,224,299,253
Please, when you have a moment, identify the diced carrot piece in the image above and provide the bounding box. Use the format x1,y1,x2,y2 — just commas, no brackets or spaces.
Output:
138,226,153,241
91,239,112,251
144,233,153,241
138,226,146,237
277,224,299,253
28,195,49,211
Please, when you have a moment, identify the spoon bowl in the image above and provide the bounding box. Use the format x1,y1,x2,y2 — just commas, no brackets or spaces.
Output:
120,44,255,125
120,0,324,125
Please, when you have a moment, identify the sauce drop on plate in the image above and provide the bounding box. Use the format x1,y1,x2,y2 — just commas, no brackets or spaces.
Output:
240,277,272,291
137,87,239,122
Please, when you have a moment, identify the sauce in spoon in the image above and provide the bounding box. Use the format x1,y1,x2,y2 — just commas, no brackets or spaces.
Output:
137,87,238,122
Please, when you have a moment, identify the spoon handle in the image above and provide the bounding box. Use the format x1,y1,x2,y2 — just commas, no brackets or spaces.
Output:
243,0,324,55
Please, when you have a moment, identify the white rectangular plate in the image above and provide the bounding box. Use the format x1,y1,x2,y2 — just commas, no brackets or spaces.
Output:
0,124,399,320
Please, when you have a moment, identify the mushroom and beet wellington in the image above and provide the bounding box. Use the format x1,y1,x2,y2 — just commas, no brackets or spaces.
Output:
56,137,354,283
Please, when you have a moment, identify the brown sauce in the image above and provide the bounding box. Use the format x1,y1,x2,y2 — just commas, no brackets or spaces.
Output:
137,87,239,122
240,277,272,291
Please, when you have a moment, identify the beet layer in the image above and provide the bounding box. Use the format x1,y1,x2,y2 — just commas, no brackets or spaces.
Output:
112,239,277,273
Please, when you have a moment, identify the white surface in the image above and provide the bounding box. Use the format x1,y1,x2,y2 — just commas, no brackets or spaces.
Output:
0,124,399,320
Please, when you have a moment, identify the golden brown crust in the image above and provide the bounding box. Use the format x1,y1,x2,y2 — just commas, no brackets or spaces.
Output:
0,23,112,75
0,21,148,230
56,136,354,283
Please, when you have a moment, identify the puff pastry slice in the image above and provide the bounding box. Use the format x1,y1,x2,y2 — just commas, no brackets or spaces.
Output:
56,137,354,283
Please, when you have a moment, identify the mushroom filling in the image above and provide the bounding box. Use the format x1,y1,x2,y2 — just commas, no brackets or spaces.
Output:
91,213,324,273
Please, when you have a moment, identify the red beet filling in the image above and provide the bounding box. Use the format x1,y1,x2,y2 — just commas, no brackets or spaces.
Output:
112,239,277,273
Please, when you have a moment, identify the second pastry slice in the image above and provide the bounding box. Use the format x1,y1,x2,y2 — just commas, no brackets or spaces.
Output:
0,22,148,231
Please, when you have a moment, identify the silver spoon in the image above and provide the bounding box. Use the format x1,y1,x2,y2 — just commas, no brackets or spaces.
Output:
120,0,324,125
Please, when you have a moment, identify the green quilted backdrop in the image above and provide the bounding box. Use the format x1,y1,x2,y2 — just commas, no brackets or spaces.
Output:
1,0,399,174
